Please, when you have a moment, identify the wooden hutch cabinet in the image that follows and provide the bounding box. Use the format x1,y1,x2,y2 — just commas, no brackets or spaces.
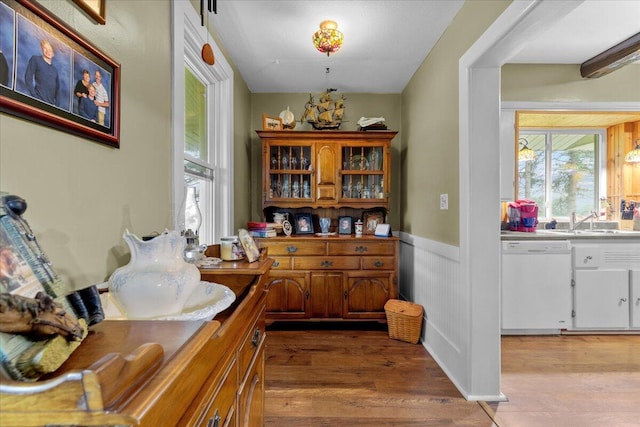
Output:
255,131,399,324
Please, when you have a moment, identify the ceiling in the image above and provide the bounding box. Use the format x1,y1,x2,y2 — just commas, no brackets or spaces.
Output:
209,1,640,94
519,112,640,128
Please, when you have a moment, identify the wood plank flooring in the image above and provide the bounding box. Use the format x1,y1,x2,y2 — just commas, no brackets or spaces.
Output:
265,323,640,427
264,323,495,426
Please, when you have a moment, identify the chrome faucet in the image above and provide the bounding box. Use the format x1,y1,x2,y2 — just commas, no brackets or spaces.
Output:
569,211,598,231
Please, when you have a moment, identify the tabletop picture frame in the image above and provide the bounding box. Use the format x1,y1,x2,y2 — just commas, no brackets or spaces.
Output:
0,0,120,148
338,216,352,235
362,209,386,235
294,213,314,235
262,114,282,130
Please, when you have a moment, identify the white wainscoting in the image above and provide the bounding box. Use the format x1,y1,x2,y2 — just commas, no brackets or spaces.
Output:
398,231,471,399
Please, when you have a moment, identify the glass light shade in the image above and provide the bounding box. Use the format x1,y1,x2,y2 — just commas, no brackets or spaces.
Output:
312,20,343,56
625,142,640,163
178,186,202,235
519,147,536,162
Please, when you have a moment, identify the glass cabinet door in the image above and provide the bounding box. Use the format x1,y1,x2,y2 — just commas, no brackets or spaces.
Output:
267,144,313,201
340,145,386,202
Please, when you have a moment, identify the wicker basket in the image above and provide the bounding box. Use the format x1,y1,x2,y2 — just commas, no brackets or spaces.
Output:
384,299,423,344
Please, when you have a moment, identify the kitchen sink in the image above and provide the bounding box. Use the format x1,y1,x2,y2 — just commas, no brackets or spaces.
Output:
537,229,640,236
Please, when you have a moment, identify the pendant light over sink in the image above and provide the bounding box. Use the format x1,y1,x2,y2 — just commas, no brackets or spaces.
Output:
518,138,536,162
625,138,640,163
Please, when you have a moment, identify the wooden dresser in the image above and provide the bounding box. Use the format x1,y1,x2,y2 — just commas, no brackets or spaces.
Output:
258,235,398,323
0,251,273,427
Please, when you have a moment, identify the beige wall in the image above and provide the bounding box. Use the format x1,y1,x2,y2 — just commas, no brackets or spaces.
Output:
249,93,402,226
401,1,510,245
0,0,252,290
502,64,640,102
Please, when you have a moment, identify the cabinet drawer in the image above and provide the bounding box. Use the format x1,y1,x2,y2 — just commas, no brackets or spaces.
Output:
196,358,237,427
265,241,326,256
327,241,395,256
269,256,292,270
361,256,395,270
294,256,360,270
238,305,266,379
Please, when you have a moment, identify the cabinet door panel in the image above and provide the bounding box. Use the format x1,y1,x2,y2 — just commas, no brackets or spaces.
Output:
632,269,640,329
310,273,343,318
574,269,629,329
265,273,308,318
316,144,337,200
345,273,392,318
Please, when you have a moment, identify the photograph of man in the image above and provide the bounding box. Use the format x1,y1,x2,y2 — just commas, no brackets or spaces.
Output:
93,70,109,126
339,217,352,234
79,84,98,122
15,16,71,111
24,39,60,105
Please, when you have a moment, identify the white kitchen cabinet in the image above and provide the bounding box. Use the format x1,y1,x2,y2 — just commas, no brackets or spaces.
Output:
571,243,640,331
573,269,629,329
632,270,640,329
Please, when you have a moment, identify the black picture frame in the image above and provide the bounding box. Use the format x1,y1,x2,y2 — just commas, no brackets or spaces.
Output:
294,213,314,235
0,0,120,148
338,216,352,235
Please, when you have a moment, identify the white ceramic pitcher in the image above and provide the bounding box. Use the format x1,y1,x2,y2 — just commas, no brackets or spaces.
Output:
108,229,201,319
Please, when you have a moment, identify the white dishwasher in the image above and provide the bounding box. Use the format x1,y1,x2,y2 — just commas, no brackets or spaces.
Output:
501,240,572,334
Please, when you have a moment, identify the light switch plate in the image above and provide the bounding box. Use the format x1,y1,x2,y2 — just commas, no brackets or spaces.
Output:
440,194,448,210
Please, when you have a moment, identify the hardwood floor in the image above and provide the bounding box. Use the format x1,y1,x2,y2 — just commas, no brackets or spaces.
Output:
265,323,640,427
264,323,495,426
487,334,640,427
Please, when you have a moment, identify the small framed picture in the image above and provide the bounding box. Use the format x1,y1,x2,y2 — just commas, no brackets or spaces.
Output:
238,229,260,262
294,213,314,234
362,209,386,235
338,216,352,235
262,114,283,130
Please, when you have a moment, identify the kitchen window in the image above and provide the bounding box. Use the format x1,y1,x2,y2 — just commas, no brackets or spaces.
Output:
517,130,605,219
172,2,234,244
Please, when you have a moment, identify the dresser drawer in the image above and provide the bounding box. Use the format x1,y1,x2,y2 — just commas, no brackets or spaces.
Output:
327,241,395,256
294,256,360,270
194,358,237,427
269,256,292,270
361,256,395,270
238,305,266,379
265,241,326,256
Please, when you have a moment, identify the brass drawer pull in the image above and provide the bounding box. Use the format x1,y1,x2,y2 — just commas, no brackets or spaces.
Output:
252,328,261,347
320,260,333,267
355,246,368,253
272,260,280,267
287,246,298,253
374,261,384,267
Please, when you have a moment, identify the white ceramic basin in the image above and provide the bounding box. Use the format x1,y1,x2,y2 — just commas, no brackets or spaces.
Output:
101,281,236,321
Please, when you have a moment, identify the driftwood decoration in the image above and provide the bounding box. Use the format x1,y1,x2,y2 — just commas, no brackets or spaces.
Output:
0,292,84,341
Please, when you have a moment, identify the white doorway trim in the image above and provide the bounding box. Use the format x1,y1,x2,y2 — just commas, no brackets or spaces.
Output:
458,0,586,400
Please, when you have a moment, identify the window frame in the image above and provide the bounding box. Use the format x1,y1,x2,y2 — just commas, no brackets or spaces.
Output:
518,128,606,220
171,1,234,243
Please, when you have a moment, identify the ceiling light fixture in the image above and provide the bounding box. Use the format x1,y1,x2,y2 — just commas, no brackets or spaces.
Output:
519,138,536,162
312,20,343,56
625,138,640,163
580,32,640,79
